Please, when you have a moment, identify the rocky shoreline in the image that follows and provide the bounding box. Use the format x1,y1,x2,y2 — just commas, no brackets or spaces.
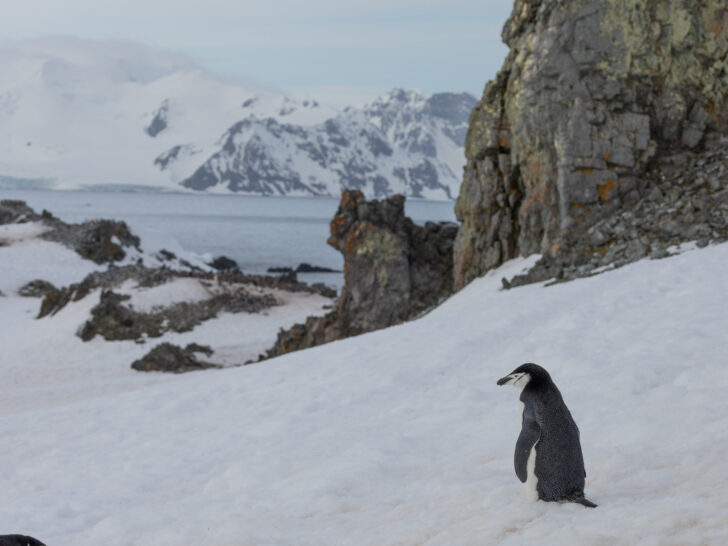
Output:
1,199,337,372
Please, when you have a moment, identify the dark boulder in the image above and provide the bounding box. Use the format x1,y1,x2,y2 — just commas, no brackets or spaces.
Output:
131,342,221,373
208,255,239,271
18,280,57,298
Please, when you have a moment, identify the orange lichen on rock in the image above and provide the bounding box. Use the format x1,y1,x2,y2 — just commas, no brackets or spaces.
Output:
598,179,617,202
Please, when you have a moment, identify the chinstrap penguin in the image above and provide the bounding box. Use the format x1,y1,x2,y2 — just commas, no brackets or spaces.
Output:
0,535,47,546
497,363,597,508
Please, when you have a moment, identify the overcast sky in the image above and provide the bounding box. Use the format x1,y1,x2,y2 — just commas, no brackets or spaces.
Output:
2,0,513,103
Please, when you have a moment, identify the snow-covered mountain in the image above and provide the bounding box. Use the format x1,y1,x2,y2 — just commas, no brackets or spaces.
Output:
0,38,475,199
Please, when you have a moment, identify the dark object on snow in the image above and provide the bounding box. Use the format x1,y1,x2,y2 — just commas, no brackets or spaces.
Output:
131,342,221,373
18,280,57,298
497,363,597,508
145,100,168,137
208,255,239,271
0,535,47,546
157,249,177,261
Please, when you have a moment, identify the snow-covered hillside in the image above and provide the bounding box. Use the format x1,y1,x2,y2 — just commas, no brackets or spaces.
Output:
0,38,474,199
2,226,727,543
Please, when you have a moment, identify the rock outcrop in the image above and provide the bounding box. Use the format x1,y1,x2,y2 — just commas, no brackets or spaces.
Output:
43,218,141,264
0,200,41,224
38,264,336,320
454,0,728,289
78,286,276,342
329,190,458,334
18,280,57,298
265,190,457,357
131,343,221,373
208,255,239,271
0,199,140,264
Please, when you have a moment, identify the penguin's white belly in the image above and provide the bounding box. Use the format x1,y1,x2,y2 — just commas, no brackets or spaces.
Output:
525,443,539,501
519,401,539,501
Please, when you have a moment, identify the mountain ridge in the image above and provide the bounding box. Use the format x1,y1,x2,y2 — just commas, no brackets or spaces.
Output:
0,38,474,200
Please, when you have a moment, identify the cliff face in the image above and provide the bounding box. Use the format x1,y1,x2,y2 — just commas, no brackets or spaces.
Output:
454,0,728,289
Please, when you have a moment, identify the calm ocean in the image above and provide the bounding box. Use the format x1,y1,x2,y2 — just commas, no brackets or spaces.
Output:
1,189,456,288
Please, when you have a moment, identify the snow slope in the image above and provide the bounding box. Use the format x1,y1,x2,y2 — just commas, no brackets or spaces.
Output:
0,38,474,199
2,240,728,544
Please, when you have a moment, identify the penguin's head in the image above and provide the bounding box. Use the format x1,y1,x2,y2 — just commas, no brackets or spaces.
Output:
497,363,551,389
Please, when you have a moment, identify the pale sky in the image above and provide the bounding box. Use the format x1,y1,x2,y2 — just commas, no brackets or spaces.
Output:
2,0,513,101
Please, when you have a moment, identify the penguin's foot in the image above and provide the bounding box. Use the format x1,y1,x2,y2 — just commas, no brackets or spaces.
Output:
571,496,598,508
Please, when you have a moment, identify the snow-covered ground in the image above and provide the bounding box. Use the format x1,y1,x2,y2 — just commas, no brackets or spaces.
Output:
2,234,728,544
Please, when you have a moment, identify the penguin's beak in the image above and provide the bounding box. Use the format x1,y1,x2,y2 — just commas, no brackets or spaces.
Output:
497,374,512,386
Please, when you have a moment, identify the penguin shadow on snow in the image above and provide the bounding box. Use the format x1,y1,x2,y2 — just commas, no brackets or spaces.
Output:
497,363,598,508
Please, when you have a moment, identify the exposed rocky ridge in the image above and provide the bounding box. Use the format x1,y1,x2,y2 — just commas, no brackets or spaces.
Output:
18,279,57,298
0,199,140,264
78,288,277,342
131,343,222,373
146,99,169,137
178,90,476,199
265,190,457,357
454,0,728,289
38,264,336,319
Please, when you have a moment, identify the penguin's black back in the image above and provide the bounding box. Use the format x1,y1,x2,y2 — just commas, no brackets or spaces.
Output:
0,535,46,546
521,374,587,502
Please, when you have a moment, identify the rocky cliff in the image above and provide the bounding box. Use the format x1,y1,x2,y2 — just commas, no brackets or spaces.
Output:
454,0,728,289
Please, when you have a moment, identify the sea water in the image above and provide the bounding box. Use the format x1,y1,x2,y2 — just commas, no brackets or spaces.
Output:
1,189,456,288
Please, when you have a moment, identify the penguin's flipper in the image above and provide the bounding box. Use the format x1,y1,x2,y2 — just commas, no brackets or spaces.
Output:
514,403,540,483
